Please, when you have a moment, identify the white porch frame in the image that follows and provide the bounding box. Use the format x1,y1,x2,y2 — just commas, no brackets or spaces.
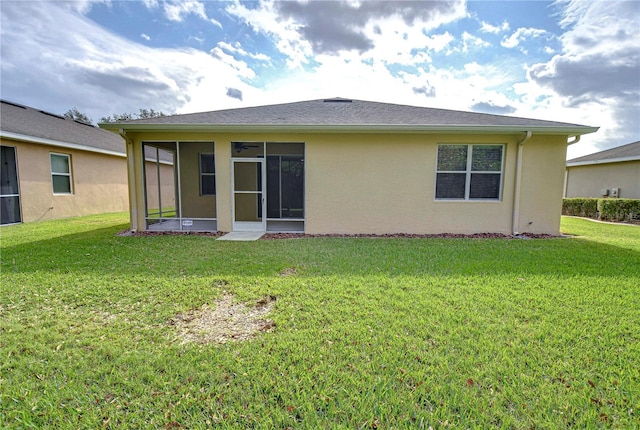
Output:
231,158,266,232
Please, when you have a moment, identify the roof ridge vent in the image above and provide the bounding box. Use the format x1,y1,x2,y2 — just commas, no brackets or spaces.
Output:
74,119,95,127
39,110,65,120
323,98,352,103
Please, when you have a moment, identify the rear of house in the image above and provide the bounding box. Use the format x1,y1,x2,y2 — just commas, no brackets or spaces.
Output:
0,100,130,224
101,98,598,236
1,100,180,225
565,141,640,199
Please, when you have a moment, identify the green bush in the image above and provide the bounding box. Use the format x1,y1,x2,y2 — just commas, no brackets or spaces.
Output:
562,198,598,218
597,198,640,221
563,198,640,221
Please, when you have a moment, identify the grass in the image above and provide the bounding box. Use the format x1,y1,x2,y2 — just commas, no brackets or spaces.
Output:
1,213,638,429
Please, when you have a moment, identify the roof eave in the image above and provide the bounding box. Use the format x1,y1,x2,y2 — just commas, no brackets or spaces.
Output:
567,155,640,167
100,123,599,135
0,130,126,157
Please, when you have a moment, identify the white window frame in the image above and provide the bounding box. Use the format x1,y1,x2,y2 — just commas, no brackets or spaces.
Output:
199,153,216,196
435,144,504,201
50,152,73,195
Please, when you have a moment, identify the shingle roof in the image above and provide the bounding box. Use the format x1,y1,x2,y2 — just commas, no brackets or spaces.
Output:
567,141,640,164
100,98,598,135
1,100,125,155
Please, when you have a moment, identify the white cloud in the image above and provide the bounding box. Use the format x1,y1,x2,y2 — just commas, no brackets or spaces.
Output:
480,20,510,34
62,0,107,15
225,1,313,69
142,0,158,8
0,2,254,119
163,0,206,22
523,0,639,153
217,41,271,62
140,0,221,27
501,27,550,49
225,0,466,67
209,46,257,80
460,31,490,53
2,0,634,161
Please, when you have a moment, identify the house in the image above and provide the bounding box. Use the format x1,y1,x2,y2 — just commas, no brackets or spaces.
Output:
0,100,174,225
100,98,598,236
565,141,640,199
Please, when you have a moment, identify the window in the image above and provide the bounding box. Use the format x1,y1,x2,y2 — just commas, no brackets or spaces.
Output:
50,153,72,194
435,144,503,200
200,153,215,195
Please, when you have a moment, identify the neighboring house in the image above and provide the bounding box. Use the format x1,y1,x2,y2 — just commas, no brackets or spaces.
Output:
0,100,175,225
100,98,598,236
565,141,640,199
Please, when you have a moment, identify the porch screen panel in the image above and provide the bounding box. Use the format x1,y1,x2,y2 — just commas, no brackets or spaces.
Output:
265,154,304,219
234,193,262,222
142,143,178,227
1,146,21,224
281,156,304,218
266,156,281,218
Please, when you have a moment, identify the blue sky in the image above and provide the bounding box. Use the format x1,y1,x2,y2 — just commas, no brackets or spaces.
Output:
1,1,638,158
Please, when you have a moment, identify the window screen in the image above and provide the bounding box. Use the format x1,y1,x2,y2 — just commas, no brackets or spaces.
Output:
436,144,503,200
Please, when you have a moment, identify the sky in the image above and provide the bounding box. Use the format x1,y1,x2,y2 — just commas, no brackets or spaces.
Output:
1,0,638,158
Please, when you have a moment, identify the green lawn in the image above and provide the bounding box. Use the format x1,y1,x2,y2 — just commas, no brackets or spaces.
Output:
1,214,638,429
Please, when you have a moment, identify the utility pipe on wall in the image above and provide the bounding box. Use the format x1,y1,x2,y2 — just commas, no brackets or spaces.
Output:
563,136,580,197
512,131,532,236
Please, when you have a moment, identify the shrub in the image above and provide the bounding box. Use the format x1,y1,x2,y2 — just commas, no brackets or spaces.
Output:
597,198,640,222
562,198,598,218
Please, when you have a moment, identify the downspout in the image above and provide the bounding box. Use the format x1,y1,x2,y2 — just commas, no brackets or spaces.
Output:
567,135,581,146
119,129,138,232
563,135,581,198
512,131,532,236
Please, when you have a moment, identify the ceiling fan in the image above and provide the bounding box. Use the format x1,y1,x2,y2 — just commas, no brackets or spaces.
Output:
234,142,260,153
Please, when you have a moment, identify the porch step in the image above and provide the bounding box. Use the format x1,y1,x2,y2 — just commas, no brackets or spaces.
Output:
217,232,264,241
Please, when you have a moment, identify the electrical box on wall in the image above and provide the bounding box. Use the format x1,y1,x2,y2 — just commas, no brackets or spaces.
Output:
610,187,620,197
601,188,609,196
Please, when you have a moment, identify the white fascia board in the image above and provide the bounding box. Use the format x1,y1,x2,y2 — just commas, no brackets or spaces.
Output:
102,123,599,135
567,156,640,167
0,130,125,158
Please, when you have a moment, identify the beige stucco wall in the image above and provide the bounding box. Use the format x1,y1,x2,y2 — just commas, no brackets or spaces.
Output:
305,133,516,234
517,135,568,235
565,160,640,199
122,131,570,235
1,138,129,223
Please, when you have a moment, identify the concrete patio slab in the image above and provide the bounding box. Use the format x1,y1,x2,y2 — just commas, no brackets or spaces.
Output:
217,231,264,241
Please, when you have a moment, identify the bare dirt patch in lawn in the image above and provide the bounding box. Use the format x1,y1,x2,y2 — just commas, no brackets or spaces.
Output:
279,267,298,277
168,293,276,345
